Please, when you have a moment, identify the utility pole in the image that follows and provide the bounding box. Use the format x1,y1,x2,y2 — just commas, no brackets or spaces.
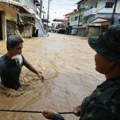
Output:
40,0,43,18
47,0,52,30
95,0,100,18
111,0,118,25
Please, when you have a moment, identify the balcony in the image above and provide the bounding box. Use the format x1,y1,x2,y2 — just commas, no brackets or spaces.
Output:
83,8,96,17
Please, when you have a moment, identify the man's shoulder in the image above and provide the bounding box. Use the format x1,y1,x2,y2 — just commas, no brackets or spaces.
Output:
0,54,7,59
0,54,11,68
0,54,7,63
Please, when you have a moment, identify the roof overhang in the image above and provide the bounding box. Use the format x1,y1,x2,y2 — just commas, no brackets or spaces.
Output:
90,17,110,24
0,0,22,8
0,1,30,13
0,0,40,20
76,0,88,5
20,12,40,20
53,18,66,22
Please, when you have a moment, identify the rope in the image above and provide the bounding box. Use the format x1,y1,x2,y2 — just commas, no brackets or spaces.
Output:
0,109,74,114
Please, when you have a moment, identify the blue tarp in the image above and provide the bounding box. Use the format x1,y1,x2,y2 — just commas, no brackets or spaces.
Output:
38,19,48,37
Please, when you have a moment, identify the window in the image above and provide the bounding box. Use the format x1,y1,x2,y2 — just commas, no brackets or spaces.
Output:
75,16,78,21
105,2,114,8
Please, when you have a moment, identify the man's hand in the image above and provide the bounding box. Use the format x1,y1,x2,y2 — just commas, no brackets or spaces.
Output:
73,105,81,117
37,71,44,82
42,109,58,119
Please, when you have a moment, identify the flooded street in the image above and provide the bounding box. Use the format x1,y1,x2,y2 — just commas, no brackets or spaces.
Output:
0,33,104,120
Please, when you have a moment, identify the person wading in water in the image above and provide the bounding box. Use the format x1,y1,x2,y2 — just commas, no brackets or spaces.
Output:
0,35,44,90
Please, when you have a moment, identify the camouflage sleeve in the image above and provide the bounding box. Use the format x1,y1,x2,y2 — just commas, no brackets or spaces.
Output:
80,101,111,120
52,114,65,120
110,91,120,119
0,66,1,76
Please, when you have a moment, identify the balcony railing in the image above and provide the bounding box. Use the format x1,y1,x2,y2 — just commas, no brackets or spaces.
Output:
83,7,114,17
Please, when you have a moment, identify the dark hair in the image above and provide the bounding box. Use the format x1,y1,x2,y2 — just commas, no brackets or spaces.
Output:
7,35,23,50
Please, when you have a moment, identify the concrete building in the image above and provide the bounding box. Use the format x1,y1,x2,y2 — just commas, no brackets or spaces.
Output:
66,0,120,36
0,0,22,40
0,0,43,41
19,0,42,38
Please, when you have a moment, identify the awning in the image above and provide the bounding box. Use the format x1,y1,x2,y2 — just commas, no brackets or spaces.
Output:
0,0,22,7
90,17,110,23
20,7,40,20
0,0,40,20
53,18,66,22
22,7,35,14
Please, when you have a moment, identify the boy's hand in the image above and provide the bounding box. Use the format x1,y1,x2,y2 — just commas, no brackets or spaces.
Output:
73,105,81,117
42,109,58,119
37,71,45,82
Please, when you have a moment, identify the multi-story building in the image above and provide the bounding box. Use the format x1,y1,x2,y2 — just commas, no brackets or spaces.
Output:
0,0,43,40
68,0,120,36
18,0,42,38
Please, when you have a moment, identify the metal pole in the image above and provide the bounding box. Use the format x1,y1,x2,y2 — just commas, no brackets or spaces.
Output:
40,0,43,18
0,109,74,114
47,0,50,22
111,0,118,25
47,0,52,30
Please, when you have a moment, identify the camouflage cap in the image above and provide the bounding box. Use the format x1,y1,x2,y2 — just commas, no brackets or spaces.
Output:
88,24,120,61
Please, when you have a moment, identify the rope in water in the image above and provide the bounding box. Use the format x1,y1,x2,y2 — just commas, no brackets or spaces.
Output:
0,109,73,114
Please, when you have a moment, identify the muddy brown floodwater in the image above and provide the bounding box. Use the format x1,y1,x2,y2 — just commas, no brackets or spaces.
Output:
0,33,104,120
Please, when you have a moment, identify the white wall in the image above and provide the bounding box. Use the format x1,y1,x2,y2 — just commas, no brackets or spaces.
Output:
20,0,37,11
0,4,18,40
98,0,120,14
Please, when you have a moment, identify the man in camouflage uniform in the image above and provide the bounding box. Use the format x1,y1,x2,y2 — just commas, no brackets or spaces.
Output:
42,24,120,120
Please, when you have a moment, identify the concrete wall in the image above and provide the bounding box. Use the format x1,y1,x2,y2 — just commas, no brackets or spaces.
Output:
98,0,120,13
22,25,32,38
0,5,17,21
0,4,17,40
